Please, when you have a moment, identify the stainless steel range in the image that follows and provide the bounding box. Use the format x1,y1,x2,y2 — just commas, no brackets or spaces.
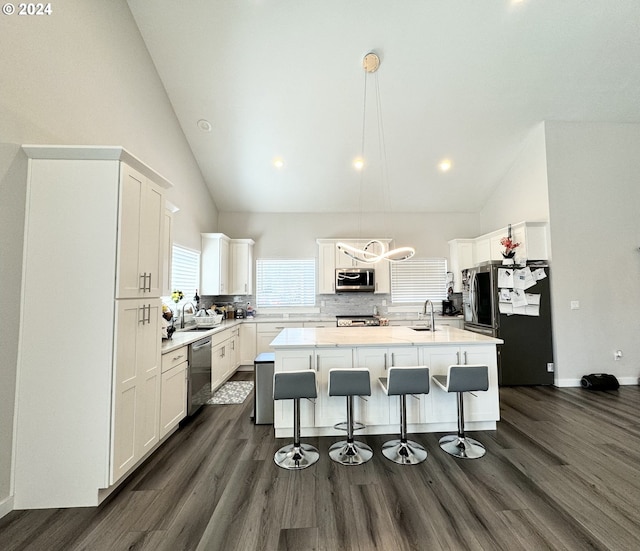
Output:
336,315,380,327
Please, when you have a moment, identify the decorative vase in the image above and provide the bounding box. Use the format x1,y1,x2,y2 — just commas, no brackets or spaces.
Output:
502,251,516,265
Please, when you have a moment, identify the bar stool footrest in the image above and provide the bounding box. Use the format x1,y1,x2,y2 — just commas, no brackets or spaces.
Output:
333,421,366,432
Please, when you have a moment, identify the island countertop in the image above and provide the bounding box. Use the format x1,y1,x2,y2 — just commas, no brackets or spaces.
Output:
270,325,503,349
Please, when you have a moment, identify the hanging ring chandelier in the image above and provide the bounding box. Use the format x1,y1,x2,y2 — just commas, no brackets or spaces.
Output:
336,52,415,264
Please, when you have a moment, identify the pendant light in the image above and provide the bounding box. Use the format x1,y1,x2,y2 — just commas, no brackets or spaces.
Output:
337,52,415,264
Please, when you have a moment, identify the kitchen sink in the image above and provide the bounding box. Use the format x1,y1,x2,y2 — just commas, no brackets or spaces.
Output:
410,326,438,332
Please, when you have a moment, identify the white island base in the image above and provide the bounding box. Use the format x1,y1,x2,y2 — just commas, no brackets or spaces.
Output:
271,326,503,439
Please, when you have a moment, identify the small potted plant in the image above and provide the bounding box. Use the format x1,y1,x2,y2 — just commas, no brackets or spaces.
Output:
500,236,520,264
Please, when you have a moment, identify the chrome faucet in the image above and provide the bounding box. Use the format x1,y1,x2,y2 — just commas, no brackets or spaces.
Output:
180,302,196,329
422,300,435,331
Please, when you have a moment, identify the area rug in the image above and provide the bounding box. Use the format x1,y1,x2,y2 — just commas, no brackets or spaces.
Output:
207,381,254,405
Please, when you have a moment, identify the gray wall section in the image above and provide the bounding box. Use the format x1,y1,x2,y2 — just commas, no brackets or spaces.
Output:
0,0,217,512
0,145,28,506
545,122,640,385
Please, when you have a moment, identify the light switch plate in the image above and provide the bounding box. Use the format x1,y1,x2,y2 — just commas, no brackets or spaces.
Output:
570,301,580,310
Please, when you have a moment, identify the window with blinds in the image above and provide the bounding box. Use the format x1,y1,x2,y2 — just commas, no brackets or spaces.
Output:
256,258,316,308
170,244,200,302
391,258,448,303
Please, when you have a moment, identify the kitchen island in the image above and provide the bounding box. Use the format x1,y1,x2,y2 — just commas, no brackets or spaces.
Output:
271,326,503,438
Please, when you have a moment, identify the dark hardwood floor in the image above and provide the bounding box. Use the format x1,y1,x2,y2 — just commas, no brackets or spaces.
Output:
2,373,640,550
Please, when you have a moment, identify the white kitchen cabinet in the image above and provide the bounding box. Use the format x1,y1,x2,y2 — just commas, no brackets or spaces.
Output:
239,323,257,365
229,239,254,295
256,322,299,354
423,345,499,424
317,238,392,294
15,146,171,509
161,204,175,297
313,348,356,428
116,163,164,299
159,348,188,440
355,347,421,426
274,347,354,430
273,348,317,430
448,239,474,292
112,299,162,483
211,326,241,390
317,241,336,294
201,233,230,295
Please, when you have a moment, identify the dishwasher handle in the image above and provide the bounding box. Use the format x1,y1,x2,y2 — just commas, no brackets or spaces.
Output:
191,338,212,351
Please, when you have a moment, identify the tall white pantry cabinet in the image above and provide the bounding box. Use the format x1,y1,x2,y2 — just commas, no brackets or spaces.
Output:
14,146,171,509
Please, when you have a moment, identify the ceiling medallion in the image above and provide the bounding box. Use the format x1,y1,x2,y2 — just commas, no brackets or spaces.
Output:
337,52,416,264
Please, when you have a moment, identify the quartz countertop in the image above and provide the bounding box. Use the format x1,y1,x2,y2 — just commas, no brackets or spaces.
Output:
161,319,242,353
270,325,502,349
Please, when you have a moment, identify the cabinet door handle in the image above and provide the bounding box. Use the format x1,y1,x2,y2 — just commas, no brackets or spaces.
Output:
316,355,320,372
464,351,468,365
391,353,395,367
456,351,461,364
309,355,313,370
172,354,184,362
384,353,388,370
139,273,147,291
138,306,146,324
147,304,152,324
146,273,152,292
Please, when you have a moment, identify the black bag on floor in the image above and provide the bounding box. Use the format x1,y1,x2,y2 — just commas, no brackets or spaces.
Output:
580,373,619,390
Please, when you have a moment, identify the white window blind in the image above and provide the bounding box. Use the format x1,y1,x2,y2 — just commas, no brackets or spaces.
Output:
256,258,316,308
391,258,448,303
171,244,200,301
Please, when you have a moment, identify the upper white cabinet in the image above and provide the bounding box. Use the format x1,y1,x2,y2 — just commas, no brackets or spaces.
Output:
116,164,165,298
201,233,230,295
450,222,550,275
15,146,171,509
201,233,254,295
229,238,255,295
317,238,391,294
161,203,177,297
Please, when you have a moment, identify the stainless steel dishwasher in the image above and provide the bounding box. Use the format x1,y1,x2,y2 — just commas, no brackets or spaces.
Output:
187,336,212,416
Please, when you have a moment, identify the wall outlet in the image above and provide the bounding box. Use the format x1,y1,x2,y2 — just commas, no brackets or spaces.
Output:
570,301,580,310
615,350,623,360
547,362,555,372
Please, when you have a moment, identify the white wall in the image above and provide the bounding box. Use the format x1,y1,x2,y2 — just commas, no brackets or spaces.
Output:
219,212,481,261
0,0,217,514
480,123,550,234
545,122,640,386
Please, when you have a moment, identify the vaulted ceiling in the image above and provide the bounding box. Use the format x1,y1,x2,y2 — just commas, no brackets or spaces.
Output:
127,1,640,214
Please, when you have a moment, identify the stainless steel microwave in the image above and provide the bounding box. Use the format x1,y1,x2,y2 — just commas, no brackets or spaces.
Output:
335,268,375,292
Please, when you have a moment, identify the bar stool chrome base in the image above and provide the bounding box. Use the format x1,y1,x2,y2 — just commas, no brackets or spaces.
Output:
381,438,428,465
438,434,486,459
329,440,373,466
274,443,320,470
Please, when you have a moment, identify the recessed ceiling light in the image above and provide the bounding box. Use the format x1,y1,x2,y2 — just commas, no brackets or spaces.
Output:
273,157,285,169
353,157,365,170
438,159,452,172
197,119,212,132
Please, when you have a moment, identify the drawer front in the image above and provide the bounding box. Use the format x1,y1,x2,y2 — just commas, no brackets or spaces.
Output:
161,345,188,373
256,322,299,333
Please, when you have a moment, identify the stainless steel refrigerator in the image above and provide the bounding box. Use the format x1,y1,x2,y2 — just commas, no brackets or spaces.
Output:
462,261,554,386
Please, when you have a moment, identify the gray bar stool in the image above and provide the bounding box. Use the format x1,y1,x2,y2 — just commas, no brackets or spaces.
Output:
379,366,430,465
273,370,319,470
328,368,373,465
432,364,489,459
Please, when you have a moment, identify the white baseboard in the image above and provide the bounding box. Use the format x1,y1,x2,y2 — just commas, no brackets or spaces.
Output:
0,494,14,519
555,376,638,388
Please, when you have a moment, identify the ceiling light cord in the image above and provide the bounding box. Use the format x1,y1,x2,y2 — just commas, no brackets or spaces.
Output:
338,52,415,264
